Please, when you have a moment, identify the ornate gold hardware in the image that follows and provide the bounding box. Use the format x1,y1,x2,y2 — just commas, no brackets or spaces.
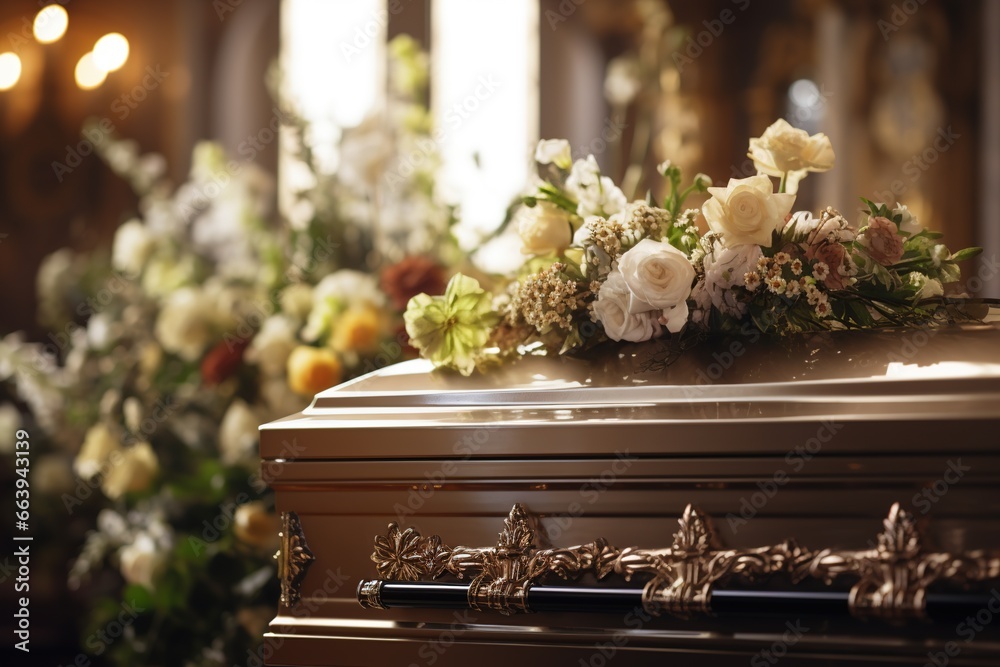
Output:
275,511,315,607
365,503,1000,620
793,503,1000,621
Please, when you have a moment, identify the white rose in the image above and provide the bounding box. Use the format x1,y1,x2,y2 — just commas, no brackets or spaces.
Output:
111,219,154,277
593,273,662,342
155,287,218,361
119,533,164,589
534,139,572,169
749,118,835,193
617,239,695,313
219,399,260,466
101,441,159,500
246,316,298,378
566,155,626,218
703,175,796,247
517,201,573,255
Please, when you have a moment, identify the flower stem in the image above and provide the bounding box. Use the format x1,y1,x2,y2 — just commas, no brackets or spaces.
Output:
778,172,788,194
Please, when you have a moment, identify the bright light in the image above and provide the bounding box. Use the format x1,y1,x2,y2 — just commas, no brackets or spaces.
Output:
0,52,22,90
75,52,107,89
33,4,69,44
432,0,539,240
788,79,820,108
93,33,129,72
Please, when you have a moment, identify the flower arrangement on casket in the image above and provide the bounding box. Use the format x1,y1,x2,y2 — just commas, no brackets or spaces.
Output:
0,36,457,666
404,119,983,375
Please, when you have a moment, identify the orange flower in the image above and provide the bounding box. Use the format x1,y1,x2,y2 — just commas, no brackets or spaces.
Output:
286,345,342,396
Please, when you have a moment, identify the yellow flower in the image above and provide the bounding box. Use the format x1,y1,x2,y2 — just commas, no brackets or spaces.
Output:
332,304,383,354
74,423,119,479
101,442,159,500
286,345,343,396
234,501,281,551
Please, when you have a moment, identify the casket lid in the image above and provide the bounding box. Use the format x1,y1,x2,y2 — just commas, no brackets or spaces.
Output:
260,314,1000,460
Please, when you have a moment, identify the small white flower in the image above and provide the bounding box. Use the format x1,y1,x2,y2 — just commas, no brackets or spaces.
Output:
247,316,298,378
111,219,155,277
814,300,832,317
812,261,830,281
534,139,572,169
119,533,165,590
744,272,761,291
774,252,790,265
894,204,923,236
567,156,627,218
766,276,787,294
791,259,803,275
786,280,801,296
931,244,948,268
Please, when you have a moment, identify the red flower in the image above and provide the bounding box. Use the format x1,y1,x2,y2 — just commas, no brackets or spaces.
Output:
381,256,447,311
201,338,248,385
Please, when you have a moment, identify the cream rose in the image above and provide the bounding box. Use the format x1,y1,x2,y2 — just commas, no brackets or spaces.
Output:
749,119,835,193
101,442,159,500
517,201,573,255
74,423,119,479
119,533,164,589
593,273,661,342
703,175,796,247
534,139,572,169
219,399,260,465
617,239,695,313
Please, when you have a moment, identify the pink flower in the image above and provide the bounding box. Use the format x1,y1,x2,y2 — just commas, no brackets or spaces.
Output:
806,242,847,289
860,216,904,266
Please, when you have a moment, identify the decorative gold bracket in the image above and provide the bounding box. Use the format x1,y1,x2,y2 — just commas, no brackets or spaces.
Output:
275,511,315,607
366,503,1000,620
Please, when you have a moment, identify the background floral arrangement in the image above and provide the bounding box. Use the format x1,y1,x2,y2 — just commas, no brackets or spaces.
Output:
404,119,982,375
0,36,458,666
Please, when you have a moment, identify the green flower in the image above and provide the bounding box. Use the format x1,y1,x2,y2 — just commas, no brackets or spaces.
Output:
404,274,498,376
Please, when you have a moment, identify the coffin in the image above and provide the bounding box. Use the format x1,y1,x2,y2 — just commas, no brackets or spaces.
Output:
260,316,1000,666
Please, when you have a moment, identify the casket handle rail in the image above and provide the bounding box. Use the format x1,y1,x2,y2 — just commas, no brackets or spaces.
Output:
356,503,1000,621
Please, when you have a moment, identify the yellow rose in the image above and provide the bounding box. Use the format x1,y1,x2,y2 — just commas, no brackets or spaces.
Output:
286,345,343,396
703,175,796,247
332,304,383,354
101,441,159,500
748,119,834,194
234,501,281,551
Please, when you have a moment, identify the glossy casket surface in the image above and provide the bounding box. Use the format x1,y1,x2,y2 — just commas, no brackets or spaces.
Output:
260,317,1000,666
